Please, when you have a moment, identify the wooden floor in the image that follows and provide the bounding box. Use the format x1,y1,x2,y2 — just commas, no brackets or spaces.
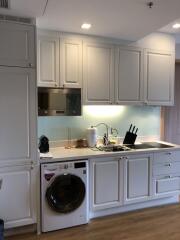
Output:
6,204,180,240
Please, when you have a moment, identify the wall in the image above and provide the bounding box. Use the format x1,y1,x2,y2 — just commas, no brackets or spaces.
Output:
38,105,161,141
133,32,175,51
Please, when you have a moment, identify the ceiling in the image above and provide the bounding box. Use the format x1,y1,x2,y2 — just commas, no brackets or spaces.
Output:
1,0,180,41
159,18,180,44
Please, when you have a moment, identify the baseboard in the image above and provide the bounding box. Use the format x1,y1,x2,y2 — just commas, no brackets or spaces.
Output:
4,224,37,237
89,196,179,219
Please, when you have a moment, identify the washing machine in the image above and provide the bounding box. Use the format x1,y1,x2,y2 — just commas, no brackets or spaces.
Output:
41,160,89,232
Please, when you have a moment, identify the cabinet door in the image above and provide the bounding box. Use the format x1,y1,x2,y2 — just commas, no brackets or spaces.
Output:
90,157,122,211
83,42,115,104
144,49,174,105
60,38,82,88
0,22,35,68
124,154,153,204
0,67,37,165
0,165,37,229
37,34,59,87
115,47,143,104
152,172,180,199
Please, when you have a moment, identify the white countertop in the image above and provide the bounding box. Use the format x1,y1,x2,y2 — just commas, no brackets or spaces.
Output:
39,141,180,163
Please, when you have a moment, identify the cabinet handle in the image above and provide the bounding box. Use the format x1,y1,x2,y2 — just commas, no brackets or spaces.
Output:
119,157,123,160
28,63,33,67
165,152,172,155
164,163,172,167
164,175,171,179
31,165,34,170
123,156,128,160
0,179,3,190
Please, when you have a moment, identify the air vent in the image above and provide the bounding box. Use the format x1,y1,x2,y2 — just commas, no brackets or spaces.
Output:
0,0,10,9
0,14,33,24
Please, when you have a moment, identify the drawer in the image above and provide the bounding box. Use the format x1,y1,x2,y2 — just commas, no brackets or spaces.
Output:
153,161,180,176
153,151,180,165
156,177,180,194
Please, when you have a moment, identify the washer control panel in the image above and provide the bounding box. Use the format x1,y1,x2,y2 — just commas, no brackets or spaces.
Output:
43,161,87,171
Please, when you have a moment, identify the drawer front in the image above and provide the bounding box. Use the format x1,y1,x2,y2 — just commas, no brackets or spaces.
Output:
153,162,180,176
156,177,180,194
153,151,180,165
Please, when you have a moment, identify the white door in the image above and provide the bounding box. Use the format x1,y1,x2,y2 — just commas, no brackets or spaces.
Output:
90,157,123,211
37,34,59,87
83,42,115,104
0,165,37,229
60,38,82,88
0,21,35,68
115,47,143,104
0,67,37,165
144,49,174,105
124,154,153,204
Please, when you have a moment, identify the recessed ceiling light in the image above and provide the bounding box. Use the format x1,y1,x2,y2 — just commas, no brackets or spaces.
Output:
173,23,180,29
81,23,92,30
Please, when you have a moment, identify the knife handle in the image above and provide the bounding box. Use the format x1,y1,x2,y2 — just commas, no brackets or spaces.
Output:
132,126,135,133
135,128,138,134
129,124,132,132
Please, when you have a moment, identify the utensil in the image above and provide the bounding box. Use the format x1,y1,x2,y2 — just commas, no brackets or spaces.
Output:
123,124,138,145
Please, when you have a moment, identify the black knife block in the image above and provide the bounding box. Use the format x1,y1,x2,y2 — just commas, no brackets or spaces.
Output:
123,131,137,145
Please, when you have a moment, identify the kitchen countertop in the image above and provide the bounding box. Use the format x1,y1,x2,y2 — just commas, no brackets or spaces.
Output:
39,141,180,163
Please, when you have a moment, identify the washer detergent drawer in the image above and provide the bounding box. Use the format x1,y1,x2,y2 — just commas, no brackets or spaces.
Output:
156,176,180,194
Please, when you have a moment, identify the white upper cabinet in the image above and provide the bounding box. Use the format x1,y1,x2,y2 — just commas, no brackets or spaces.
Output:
37,31,82,88
144,49,174,105
0,67,37,165
37,33,60,87
60,38,82,88
83,42,115,104
0,22,35,68
115,47,143,104
36,30,175,106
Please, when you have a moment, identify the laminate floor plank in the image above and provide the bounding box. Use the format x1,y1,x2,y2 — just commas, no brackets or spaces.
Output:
6,204,180,240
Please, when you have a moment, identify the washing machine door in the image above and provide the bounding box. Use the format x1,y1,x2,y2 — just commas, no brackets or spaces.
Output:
46,173,86,213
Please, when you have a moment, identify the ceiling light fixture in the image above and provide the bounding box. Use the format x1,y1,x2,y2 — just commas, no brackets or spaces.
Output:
173,23,180,29
81,23,92,30
147,1,154,9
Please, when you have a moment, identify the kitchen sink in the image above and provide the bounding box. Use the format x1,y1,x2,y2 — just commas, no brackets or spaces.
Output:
97,145,130,152
124,142,174,150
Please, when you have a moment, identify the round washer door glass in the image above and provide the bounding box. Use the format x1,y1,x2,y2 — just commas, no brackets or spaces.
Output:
46,174,86,213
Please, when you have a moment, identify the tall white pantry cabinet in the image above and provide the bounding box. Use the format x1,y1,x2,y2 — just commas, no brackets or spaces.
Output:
0,21,37,229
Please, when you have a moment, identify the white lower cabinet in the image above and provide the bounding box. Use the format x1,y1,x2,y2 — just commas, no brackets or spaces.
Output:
0,164,37,229
152,151,180,197
155,175,180,194
124,154,153,204
90,157,123,211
